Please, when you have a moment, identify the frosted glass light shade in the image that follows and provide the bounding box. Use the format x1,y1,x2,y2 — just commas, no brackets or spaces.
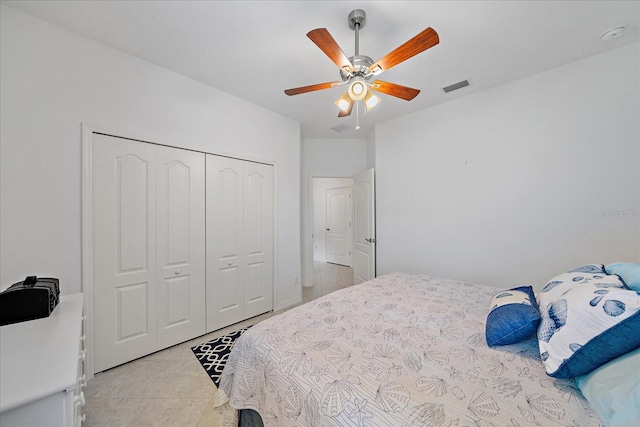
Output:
364,92,380,111
334,92,352,112
348,77,367,101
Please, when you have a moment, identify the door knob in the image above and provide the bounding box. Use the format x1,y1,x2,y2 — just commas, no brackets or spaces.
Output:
228,261,233,266
326,228,330,231
174,269,181,275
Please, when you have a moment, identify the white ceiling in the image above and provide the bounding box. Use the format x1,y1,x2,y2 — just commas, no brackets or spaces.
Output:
3,0,638,139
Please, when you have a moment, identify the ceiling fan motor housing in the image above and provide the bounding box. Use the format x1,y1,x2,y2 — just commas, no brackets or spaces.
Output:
340,55,374,81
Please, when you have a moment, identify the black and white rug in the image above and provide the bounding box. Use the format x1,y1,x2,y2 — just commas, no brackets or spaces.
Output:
191,326,251,387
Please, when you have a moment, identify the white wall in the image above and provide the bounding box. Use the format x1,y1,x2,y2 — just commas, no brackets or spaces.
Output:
312,177,353,264
366,129,376,170
375,43,640,291
0,5,302,308
300,138,368,285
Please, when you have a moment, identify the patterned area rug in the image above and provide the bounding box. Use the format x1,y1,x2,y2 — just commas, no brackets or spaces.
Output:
191,326,251,387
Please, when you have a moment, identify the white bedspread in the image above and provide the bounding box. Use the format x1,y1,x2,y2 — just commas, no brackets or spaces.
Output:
215,272,603,426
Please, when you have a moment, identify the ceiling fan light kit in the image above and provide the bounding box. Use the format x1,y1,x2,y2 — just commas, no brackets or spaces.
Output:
335,92,352,112
364,92,381,111
348,76,368,100
284,9,439,126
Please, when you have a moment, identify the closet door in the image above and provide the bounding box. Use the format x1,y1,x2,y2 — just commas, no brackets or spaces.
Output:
206,155,245,332
156,146,206,348
243,162,274,318
92,135,157,372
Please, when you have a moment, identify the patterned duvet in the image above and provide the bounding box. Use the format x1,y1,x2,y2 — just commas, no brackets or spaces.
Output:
215,272,603,426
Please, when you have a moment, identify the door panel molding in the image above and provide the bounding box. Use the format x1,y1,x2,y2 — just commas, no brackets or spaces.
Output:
156,145,205,349
326,187,352,267
206,156,274,331
206,156,245,331
92,135,158,372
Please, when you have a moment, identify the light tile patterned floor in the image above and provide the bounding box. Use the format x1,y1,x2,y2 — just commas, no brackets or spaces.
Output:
83,262,353,426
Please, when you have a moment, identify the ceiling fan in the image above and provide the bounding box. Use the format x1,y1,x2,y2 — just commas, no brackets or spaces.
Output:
284,9,439,118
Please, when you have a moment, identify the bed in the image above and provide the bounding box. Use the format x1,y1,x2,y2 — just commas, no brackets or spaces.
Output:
213,270,639,426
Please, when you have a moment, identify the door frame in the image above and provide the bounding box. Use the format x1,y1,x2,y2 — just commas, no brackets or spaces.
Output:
81,123,278,378
308,176,353,284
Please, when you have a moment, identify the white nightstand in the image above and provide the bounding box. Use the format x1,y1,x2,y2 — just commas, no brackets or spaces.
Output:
0,293,85,427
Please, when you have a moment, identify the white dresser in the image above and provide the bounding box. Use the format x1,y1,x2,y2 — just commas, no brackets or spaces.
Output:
0,293,85,427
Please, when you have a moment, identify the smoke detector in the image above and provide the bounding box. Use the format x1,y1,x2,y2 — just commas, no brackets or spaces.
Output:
600,26,625,42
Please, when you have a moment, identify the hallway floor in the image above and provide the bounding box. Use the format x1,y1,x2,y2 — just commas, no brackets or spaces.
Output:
307,260,354,299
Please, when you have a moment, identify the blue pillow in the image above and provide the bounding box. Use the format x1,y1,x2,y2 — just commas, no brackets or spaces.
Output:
537,265,640,378
606,262,640,291
485,286,540,347
576,347,640,427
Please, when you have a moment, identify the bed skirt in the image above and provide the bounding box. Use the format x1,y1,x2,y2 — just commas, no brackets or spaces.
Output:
214,393,263,427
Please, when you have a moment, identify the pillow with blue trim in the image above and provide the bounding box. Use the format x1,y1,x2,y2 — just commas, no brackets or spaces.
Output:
606,262,640,291
537,264,640,378
485,286,540,347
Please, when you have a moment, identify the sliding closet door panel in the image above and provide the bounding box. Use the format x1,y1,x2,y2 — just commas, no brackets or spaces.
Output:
92,134,157,372
156,146,206,348
243,162,274,318
206,155,244,332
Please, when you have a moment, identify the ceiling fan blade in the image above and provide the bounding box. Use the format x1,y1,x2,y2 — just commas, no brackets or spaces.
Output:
284,81,341,96
371,80,420,101
338,98,354,117
369,27,439,75
307,28,355,73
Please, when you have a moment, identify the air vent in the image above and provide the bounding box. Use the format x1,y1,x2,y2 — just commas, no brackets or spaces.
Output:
443,79,470,93
331,124,351,132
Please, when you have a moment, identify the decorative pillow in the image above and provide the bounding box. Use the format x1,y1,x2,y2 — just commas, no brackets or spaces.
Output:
537,265,640,378
538,264,607,301
485,286,540,347
606,262,640,291
576,347,640,427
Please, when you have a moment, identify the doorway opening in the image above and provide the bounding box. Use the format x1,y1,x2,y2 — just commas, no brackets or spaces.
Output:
311,177,354,296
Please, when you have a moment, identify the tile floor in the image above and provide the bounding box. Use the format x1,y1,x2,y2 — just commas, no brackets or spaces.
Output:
83,261,353,427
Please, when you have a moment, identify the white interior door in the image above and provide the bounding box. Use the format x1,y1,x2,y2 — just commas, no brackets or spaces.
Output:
156,146,205,348
206,155,245,332
353,168,376,284
325,187,352,266
243,162,274,318
92,135,157,372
